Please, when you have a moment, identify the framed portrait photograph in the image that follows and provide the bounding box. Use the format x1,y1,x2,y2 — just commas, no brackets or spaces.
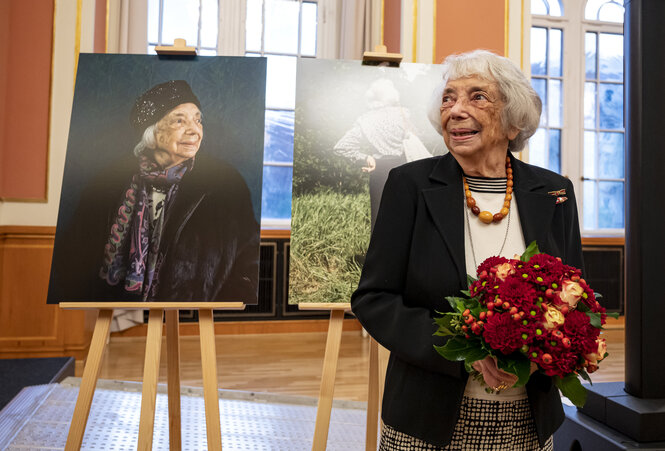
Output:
47,54,266,304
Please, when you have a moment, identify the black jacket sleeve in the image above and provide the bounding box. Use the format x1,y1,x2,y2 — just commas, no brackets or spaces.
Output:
351,167,466,379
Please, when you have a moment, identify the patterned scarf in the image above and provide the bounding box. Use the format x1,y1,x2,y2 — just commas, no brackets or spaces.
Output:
99,155,192,299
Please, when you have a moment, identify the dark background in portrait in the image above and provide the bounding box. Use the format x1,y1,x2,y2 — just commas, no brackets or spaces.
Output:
290,59,445,304
48,54,266,304
59,54,265,225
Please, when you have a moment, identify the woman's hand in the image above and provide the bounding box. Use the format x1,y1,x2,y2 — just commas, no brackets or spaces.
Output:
472,356,518,391
362,155,376,172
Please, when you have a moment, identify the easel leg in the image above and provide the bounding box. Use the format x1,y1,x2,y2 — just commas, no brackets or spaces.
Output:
199,309,222,451
137,309,164,451
65,309,113,451
378,344,390,411
166,310,181,451
311,309,345,451
365,337,380,451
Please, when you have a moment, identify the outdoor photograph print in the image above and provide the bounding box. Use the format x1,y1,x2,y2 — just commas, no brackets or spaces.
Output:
289,58,446,304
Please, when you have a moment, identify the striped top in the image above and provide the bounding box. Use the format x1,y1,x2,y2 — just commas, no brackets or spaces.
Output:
464,175,507,193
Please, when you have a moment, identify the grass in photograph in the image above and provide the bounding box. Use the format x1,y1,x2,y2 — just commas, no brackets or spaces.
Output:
289,188,371,304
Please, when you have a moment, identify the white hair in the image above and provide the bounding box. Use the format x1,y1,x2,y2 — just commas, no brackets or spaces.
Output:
366,78,400,109
133,124,157,156
427,50,542,152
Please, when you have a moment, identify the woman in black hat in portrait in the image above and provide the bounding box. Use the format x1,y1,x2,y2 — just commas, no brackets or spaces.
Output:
49,80,260,303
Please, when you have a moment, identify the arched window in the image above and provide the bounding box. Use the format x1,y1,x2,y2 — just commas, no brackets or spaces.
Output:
530,0,624,233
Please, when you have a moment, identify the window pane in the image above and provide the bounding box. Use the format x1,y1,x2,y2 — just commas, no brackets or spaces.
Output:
549,129,561,173
162,0,199,46
598,3,624,23
549,0,563,16
585,33,597,79
531,79,547,127
548,79,562,128
148,0,159,43
264,110,294,162
598,132,624,178
584,131,597,178
531,0,548,15
301,2,318,56
583,180,597,230
262,165,293,219
266,55,297,109
148,45,157,55
598,33,623,81
548,29,562,77
599,83,623,129
531,28,547,76
584,0,615,20
246,0,262,52
584,82,597,128
200,0,218,48
199,48,217,56
264,0,300,54
529,128,547,168
598,181,624,228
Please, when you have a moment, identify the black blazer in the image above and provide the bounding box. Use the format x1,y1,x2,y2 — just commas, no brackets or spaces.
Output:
351,152,584,447
48,152,260,303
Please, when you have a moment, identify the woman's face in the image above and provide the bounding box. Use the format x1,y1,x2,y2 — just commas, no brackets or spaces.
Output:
439,76,518,161
152,102,203,168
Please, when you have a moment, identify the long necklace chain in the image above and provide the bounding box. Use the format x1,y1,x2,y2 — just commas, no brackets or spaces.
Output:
465,192,512,270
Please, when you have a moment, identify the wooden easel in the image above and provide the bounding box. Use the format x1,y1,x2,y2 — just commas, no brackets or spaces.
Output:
293,44,404,451
298,303,390,451
61,302,244,451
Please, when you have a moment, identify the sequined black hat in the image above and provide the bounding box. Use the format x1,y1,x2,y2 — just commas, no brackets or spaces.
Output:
130,80,201,134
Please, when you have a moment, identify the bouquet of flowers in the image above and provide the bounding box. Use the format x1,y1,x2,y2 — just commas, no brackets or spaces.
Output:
434,242,618,407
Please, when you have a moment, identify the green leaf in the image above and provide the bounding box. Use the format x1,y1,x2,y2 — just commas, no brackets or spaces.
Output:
434,337,489,363
594,292,603,299
496,357,532,387
467,274,478,286
445,296,468,312
554,374,588,407
586,312,603,328
433,314,457,336
578,368,593,384
460,290,472,297
606,312,620,319
576,302,590,313
521,241,541,262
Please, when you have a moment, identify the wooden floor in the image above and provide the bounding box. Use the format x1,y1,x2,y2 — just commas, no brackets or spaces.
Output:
89,324,625,403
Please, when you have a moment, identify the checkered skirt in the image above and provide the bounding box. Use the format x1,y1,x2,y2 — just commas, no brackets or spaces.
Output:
379,396,554,451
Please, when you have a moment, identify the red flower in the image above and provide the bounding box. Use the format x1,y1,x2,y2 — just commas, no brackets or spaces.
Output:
482,312,524,355
528,346,579,377
562,310,599,355
477,256,510,277
497,276,538,311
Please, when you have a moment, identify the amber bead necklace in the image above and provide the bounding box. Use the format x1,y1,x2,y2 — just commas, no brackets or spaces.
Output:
463,156,513,224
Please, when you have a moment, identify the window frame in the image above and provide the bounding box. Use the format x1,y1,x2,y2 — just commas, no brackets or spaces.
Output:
529,0,625,236
147,0,338,230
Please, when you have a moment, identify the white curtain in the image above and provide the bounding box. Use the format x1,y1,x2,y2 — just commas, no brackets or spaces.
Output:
107,0,148,54
106,0,149,331
338,0,381,59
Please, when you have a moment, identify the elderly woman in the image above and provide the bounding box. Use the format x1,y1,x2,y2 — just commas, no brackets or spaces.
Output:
351,50,584,450
49,80,259,303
